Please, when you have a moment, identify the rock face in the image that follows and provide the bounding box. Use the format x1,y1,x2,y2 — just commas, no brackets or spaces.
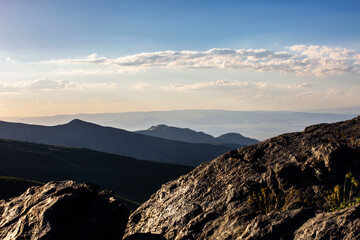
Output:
124,116,360,239
0,181,129,240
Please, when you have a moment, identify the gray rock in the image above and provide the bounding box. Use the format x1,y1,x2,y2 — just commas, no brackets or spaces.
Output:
294,204,360,240
0,180,129,240
124,116,360,239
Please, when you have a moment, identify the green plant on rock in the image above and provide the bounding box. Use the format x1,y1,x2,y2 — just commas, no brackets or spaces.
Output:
248,188,298,215
326,171,360,212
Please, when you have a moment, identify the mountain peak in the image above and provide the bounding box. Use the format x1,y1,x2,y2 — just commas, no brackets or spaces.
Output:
66,119,98,127
68,119,87,124
148,124,169,131
216,132,259,145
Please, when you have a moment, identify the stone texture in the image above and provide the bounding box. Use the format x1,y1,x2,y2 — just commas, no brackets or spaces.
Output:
124,116,360,240
0,181,129,240
294,204,360,240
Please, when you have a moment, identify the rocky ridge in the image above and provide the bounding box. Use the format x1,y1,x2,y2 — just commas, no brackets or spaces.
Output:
124,116,360,239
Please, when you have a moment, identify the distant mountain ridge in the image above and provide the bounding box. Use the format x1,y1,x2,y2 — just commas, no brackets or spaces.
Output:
0,119,232,166
136,124,259,147
4,109,356,140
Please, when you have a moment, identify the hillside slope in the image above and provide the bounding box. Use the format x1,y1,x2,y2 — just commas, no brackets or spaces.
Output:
0,176,43,199
0,119,232,166
0,139,193,202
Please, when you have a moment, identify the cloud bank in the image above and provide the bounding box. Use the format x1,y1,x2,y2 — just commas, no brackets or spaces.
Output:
48,45,360,77
164,79,312,92
0,79,117,92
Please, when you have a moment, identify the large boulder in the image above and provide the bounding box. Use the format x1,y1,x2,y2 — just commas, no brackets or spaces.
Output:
124,116,360,239
0,181,129,240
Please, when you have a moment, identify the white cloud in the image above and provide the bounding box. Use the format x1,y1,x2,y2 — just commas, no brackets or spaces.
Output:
28,79,68,89
164,80,265,91
5,57,18,63
163,79,312,92
46,45,360,77
0,79,118,92
284,82,312,89
287,45,355,60
49,53,109,64
353,53,360,65
130,81,151,90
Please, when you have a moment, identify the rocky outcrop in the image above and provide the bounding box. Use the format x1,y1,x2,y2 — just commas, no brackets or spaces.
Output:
0,181,129,240
124,116,360,239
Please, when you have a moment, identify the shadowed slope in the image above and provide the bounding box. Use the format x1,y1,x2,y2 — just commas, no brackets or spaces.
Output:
0,139,193,202
0,176,43,199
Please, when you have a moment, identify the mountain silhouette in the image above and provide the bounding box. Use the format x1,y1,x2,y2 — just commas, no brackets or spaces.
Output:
0,119,232,166
136,124,258,147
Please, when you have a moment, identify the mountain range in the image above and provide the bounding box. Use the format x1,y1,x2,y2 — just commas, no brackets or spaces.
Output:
4,109,357,140
136,124,258,148
0,119,232,166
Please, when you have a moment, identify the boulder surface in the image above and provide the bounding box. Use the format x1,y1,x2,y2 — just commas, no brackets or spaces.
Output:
0,181,129,240
124,116,360,240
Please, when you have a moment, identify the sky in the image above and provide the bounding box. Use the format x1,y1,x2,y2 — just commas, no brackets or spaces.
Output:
0,0,359,117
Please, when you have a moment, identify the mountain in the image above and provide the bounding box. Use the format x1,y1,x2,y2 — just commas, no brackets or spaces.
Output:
124,116,360,239
0,138,193,202
0,119,232,166
136,124,215,143
136,124,258,148
216,132,259,145
4,109,357,140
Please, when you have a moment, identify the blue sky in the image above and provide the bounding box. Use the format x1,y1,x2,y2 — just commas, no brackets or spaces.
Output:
0,0,359,116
